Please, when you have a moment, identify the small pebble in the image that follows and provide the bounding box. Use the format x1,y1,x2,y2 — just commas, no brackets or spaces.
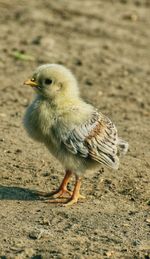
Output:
74,59,82,66
132,240,140,246
85,79,93,86
29,229,50,240
15,149,22,154
32,35,42,45
123,13,139,21
145,218,150,225
42,218,50,226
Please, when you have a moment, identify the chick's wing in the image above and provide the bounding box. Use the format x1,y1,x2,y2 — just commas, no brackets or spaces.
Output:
62,111,119,169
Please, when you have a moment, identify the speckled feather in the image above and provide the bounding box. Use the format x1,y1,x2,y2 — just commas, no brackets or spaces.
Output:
61,111,120,170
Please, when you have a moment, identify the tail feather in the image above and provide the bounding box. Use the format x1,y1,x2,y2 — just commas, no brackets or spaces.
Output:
117,138,129,156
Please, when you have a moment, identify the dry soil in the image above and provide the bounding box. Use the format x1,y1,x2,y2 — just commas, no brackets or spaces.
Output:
0,0,150,258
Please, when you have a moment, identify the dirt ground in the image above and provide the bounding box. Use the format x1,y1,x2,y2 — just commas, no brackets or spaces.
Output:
0,0,150,258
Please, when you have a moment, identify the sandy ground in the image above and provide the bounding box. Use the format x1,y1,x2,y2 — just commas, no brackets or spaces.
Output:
0,0,150,258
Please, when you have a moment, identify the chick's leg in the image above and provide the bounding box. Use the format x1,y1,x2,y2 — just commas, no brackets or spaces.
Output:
37,170,72,199
52,169,72,198
64,175,84,206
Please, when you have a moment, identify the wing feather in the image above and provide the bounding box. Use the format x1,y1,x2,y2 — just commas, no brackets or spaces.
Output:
61,111,119,169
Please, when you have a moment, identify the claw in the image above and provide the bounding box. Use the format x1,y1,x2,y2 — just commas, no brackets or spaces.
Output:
33,171,85,207
44,198,68,203
52,188,72,198
63,198,78,207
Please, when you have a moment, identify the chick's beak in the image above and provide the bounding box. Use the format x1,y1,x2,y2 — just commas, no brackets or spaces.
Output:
24,79,38,87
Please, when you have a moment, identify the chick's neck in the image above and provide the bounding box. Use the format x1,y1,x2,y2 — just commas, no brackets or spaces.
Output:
40,91,80,109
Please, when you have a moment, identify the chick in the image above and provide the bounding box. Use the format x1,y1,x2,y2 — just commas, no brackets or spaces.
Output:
24,64,128,206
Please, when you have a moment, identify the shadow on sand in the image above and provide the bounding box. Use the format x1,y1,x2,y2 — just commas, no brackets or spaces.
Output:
0,185,42,201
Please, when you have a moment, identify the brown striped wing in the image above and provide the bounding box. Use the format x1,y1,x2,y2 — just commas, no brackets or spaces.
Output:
62,112,119,169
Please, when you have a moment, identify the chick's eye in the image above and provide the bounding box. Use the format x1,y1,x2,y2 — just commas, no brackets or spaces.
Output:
31,78,35,82
44,78,52,85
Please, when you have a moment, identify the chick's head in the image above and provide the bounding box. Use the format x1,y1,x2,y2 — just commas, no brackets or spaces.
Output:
24,64,79,100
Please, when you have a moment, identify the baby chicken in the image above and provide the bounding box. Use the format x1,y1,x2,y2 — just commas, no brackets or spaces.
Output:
24,64,128,206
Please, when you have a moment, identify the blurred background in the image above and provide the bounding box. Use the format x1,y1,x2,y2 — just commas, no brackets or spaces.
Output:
0,0,150,258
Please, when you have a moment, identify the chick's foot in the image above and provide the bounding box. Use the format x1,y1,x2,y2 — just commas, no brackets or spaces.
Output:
44,175,85,206
35,169,73,199
51,188,72,198
34,188,72,198
63,176,85,206
63,195,85,207
37,188,85,199
44,192,85,205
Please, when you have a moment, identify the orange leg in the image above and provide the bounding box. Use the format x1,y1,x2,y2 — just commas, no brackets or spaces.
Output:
36,170,72,199
52,169,72,198
63,176,85,206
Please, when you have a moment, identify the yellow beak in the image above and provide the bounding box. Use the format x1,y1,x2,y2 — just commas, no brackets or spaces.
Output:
24,79,38,87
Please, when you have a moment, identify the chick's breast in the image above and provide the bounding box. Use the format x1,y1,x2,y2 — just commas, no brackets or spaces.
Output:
24,97,56,144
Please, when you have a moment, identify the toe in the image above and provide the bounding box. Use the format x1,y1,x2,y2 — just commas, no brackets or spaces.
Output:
63,198,78,207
